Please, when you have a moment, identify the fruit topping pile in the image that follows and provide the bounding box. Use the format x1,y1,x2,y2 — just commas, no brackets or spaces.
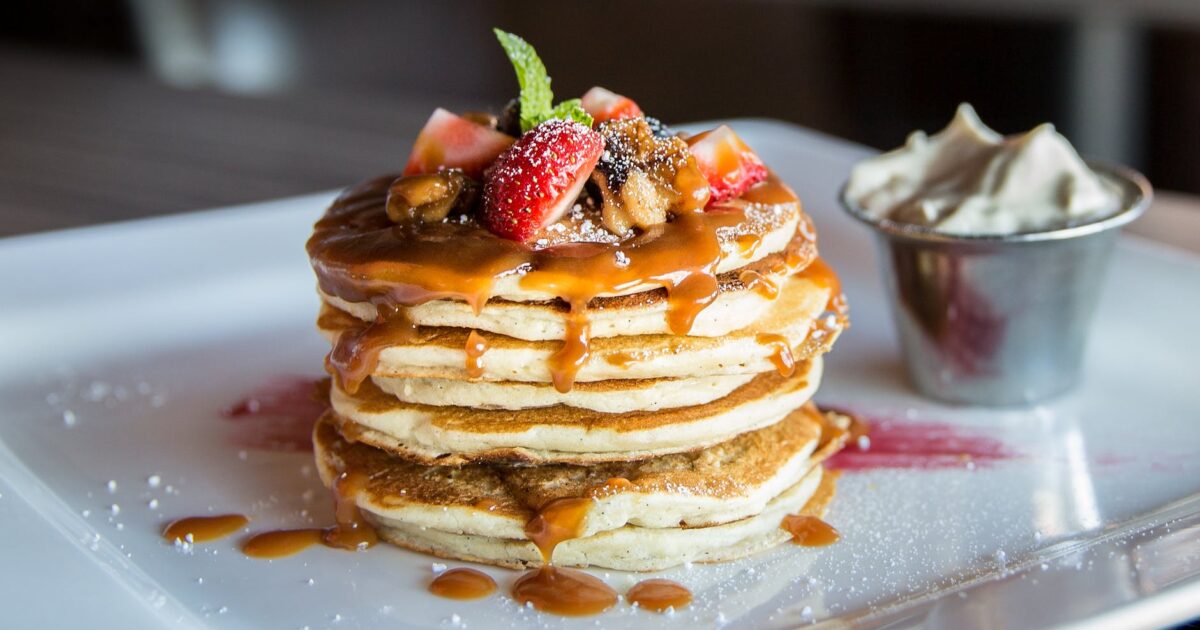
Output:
388,29,770,243
592,118,710,235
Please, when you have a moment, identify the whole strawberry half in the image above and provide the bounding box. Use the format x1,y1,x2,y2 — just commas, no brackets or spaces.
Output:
480,120,604,242
581,86,643,124
686,125,769,205
404,108,515,179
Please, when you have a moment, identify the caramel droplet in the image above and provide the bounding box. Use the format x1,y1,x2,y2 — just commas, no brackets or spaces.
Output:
781,514,840,546
626,578,693,612
162,514,248,543
429,568,498,600
242,528,324,558
756,332,796,377
464,330,490,378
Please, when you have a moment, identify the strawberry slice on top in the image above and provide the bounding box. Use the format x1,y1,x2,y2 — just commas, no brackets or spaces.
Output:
480,120,605,242
581,87,643,124
404,108,515,179
686,125,769,205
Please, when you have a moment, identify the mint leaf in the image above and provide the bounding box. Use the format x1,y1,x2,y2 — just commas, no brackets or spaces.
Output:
550,99,593,128
493,29,552,132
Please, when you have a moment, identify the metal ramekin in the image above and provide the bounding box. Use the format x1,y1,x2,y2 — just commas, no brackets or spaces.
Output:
839,163,1152,406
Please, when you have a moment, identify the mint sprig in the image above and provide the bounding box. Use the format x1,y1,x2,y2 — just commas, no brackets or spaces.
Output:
550,98,592,127
493,29,593,132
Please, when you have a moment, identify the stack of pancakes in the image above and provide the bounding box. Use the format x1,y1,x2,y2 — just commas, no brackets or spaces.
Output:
307,174,850,572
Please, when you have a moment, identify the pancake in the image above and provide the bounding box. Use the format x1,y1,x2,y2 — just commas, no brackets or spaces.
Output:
372,468,832,572
317,268,846,385
372,373,757,413
329,357,822,465
319,240,812,342
313,405,848,571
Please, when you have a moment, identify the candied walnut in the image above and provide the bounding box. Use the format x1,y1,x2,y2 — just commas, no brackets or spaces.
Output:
591,118,710,235
386,170,478,224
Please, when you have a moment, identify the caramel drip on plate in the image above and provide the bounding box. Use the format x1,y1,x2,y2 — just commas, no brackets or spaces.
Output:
242,472,381,559
464,330,490,378
242,528,324,558
162,514,248,543
738,269,780,299
756,332,796,377
240,470,380,559
781,469,841,546
429,568,497,600
626,579,693,613
308,175,802,392
782,515,840,547
511,566,618,616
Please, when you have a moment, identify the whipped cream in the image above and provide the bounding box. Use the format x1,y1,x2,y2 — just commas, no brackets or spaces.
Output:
845,104,1123,235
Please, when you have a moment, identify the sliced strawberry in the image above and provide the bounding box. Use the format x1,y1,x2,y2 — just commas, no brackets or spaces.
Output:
403,108,515,179
686,125,769,205
480,120,604,242
581,87,643,124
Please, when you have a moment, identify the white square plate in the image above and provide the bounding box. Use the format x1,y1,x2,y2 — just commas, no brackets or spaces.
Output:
2,121,1198,629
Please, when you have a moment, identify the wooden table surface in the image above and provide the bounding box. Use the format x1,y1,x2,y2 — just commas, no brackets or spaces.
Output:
2,46,1198,254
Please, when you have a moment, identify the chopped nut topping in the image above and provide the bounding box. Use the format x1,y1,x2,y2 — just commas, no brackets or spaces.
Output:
386,170,479,224
591,119,711,235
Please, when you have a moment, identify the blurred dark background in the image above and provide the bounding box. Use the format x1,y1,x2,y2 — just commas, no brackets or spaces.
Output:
2,0,1200,237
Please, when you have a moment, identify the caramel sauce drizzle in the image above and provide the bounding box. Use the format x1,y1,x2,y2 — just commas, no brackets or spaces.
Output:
738,269,780,300
322,471,379,550
464,330,490,379
736,233,761,257
326,306,417,394
756,332,796,377
308,175,804,393
429,568,497,600
524,497,592,563
162,514,248,544
626,579,693,613
549,301,592,393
